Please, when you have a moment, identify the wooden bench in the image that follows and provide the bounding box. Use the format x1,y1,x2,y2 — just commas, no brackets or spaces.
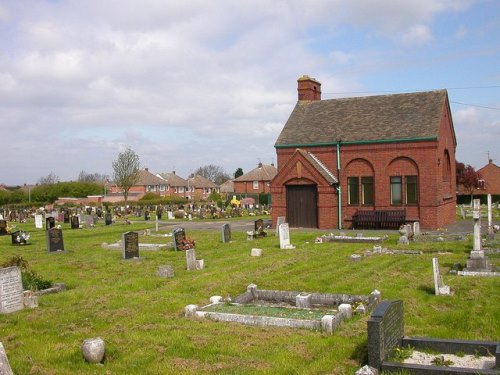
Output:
352,209,406,230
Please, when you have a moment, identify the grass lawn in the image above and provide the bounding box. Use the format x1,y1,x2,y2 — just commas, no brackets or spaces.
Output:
0,218,498,374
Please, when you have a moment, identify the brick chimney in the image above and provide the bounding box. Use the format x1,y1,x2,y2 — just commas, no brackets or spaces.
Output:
297,75,321,101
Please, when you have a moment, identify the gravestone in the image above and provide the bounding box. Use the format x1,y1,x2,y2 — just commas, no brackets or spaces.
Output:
46,228,65,252
105,212,112,226
186,249,197,271
254,219,266,237
173,227,186,251
221,223,231,243
34,214,43,229
279,223,292,249
96,207,102,218
45,216,55,230
157,265,174,278
57,212,64,222
156,209,162,220
144,210,150,221
432,258,451,295
0,266,24,314
63,211,70,224
167,211,174,220
275,216,285,236
367,300,404,369
122,232,139,259
71,215,80,229
11,231,29,245
0,342,14,374
86,215,94,228
0,220,8,236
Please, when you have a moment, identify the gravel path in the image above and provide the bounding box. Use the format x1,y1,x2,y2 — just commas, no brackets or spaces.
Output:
404,351,496,369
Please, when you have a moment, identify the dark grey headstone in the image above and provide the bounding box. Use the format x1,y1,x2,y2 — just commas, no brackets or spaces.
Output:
105,213,112,226
0,220,7,236
46,228,65,252
254,219,264,232
173,227,186,251
367,300,404,369
45,216,55,230
122,231,139,259
63,212,70,224
71,216,80,229
221,223,231,243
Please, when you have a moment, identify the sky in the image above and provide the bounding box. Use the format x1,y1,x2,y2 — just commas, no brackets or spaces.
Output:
0,0,499,185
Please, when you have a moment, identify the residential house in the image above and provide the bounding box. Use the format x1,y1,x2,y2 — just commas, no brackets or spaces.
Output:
233,163,277,194
109,168,168,199
156,172,189,198
187,174,218,200
478,159,500,197
271,75,457,229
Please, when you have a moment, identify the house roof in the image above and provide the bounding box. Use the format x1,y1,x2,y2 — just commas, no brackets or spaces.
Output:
136,169,167,186
219,180,234,193
157,172,188,187
188,174,217,188
478,160,500,195
234,164,278,182
275,90,450,147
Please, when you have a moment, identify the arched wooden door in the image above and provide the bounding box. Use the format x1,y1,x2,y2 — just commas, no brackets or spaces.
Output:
286,185,318,228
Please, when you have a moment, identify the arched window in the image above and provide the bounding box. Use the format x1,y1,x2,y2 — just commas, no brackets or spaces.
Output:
345,159,375,206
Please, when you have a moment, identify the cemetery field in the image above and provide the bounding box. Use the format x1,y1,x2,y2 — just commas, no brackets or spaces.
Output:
0,220,499,374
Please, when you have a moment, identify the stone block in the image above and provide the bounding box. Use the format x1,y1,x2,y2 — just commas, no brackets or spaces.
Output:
81,337,105,363
295,293,312,308
355,365,379,375
210,296,223,304
251,248,262,257
339,303,352,319
184,304,198,317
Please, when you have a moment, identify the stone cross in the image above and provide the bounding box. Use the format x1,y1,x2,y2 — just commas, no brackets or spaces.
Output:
472,199,481,251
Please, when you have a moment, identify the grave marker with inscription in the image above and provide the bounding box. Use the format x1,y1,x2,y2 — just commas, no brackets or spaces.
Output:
0,267,24,314
432,258,451,295
46,228,65,252
35,214,43,229
105,213,112,226
367,300,404,369
279,223,292,249
275,216,285,236
221,223,231,243
173,228,186,251
122,231,139,259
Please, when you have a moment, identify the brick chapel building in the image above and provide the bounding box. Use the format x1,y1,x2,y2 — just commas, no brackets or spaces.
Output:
271,75,457,229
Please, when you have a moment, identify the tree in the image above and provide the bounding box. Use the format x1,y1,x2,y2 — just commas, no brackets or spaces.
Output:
37,172,59,185
78,170,109,183
234,168,244,179
456,162,482,203
112,147,140,202
193,164,231,185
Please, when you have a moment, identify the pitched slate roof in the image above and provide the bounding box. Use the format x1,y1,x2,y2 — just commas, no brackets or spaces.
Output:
136,169,167,186
157,172,188,187
188,174,217,188
275,90,449,147
234,164,278,182
297,149,338,184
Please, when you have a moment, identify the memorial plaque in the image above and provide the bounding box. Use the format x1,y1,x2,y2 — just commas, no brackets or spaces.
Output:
46,228,65,252
45,216,55,230
122,231,139,259
0,220,7,236
221,223,231,243
34,214,43,229
173,227,186,251
367,300,404,369
105,213,112,226
70,216,80,229
0,267,24,314
279,223,290,249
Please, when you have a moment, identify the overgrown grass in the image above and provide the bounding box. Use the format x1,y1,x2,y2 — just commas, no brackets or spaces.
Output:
0,219,498,374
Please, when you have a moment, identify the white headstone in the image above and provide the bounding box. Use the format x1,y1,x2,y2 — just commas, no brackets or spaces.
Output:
279,223,290,249
34,214,43,229
0,342,14,375
432,258,451,296
167,211,174,220
412,221,420,236
339,303,352,319
250,248,263,257
275,216,285,236
0,267,24,314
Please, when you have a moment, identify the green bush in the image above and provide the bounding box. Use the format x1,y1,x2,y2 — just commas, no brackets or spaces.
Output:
2,255,52,291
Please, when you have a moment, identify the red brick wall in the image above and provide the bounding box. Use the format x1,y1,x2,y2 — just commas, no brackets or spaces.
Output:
234,180,271,194
273,114,457,230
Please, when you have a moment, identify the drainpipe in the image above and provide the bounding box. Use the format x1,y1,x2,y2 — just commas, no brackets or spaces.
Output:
336,142,342,230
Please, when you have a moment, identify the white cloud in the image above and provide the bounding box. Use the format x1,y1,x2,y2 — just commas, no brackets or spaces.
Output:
401,24,434,44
